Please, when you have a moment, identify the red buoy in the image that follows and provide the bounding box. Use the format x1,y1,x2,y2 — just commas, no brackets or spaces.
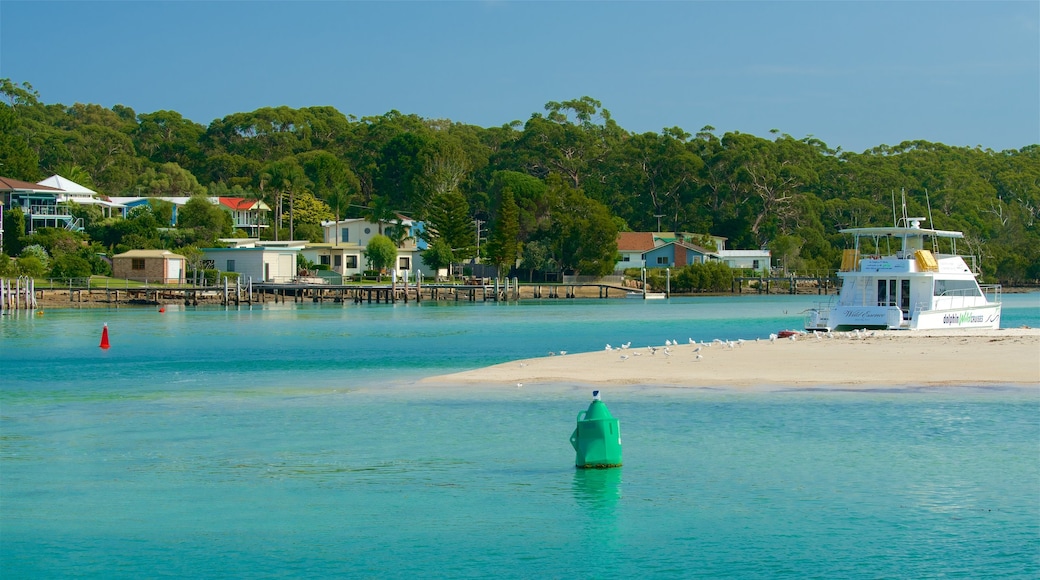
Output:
159,306,166,313
100,324,111,349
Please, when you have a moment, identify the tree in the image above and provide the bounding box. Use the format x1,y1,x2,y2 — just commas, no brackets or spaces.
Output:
364,234,397,274
178,195,232,244
325,184,355,245
485,187,520,276
0,103,40,179
519,240,554,281
420,238,454,276
50,253,92,280
3,208,27,256
544,176,619,276
423,190,475,261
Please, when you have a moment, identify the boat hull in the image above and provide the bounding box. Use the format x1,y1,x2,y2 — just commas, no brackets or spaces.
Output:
806,303,1001,332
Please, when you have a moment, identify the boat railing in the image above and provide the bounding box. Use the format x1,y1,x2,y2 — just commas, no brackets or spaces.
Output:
980,284,1002,304
919,285,1001,313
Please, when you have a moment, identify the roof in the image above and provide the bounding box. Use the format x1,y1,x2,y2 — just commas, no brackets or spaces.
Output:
655,240,718,256
617,232,657,252
113,249,186,260
218,197,271,211
38,175,97,196
0,176,63,192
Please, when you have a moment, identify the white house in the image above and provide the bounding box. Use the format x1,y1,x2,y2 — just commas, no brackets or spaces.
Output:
201,239,306,283
311,217,436,279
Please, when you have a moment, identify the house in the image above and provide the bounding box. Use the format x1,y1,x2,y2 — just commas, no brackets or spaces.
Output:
615,232,727,271
217,197,270,237
111,249,186,284
617,231,771,274
311,217,435,279
108,196,192,225
0,176,76,234
37,175,124,219
615,232,657,270
716,249,770,273
643,241,719,269
201,239,306,283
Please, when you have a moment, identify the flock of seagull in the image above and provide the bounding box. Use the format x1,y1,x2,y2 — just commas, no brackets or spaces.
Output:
600,328,879,363
515,328,880,385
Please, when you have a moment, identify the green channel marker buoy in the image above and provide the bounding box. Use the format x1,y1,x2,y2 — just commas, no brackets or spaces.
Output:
570,390,622,469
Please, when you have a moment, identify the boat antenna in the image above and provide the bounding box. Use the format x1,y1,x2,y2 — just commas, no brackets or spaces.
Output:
891,189,897,227
925,188,938,253
900,188,909,227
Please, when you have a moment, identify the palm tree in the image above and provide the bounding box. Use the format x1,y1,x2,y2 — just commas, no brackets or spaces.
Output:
364,195,397,235
325,185,353,246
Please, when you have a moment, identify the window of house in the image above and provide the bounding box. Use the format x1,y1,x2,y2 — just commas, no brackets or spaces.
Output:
345,255,358,268
320,255,330,266
226,259,236,272
334,255,342,267
399,257,410,270
341,229,349,243
622,256,630,262
753,260,760,269
657,256,668,265
131,258,146,270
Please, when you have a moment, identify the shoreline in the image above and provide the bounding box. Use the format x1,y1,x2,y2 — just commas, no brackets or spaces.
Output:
422,328,1040,390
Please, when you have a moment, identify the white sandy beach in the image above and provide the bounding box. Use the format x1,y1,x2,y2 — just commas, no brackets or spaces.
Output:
424,328,1040,389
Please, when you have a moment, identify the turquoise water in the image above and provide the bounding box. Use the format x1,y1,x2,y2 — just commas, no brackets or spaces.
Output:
2,294,1039,577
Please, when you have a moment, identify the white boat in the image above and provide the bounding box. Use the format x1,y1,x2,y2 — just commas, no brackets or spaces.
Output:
805,216,1001,331
625,291,666,299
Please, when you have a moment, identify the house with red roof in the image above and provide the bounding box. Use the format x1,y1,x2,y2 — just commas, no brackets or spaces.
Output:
217,197,270,237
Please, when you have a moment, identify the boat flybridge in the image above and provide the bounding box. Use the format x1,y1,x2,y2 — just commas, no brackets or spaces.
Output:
805,217,1001,331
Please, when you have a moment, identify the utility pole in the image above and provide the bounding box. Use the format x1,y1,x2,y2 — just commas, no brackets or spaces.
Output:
474,219,485,263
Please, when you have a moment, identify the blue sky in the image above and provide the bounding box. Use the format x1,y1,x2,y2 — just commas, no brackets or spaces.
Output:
1,1,1037,153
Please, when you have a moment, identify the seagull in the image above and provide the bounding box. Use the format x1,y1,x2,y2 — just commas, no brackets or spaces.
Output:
619,355,629,361
621,342,631,349
693,346,701,353
559,350,567,355
769,333,778,342
605,344,613,351
665,339,672,346
695,354,703,360
519,362,527,367
689,338,696,344
516,382,523,388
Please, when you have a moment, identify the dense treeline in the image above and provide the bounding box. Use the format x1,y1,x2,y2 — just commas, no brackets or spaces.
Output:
2,79,1037,283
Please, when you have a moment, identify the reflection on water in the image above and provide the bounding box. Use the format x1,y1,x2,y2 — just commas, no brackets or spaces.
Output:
572,467,622,512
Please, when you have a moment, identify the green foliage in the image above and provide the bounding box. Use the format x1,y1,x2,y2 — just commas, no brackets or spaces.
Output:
363,234,397,272
423,190,475,260
0,253,17,277
177,195,233,244
19,244,50,268
544,175,619,276
421,238,455,273
485,187,520,275
49,253,92,280
2,208,27,256
25,227,83,257
3,83,1038,285
16,255,46,277
670,261,735,293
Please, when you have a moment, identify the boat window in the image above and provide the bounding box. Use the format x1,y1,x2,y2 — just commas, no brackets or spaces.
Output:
901,280,910,314
933,279,981,297
877,280,887,306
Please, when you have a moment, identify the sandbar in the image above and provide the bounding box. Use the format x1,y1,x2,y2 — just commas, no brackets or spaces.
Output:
423,328,1040,390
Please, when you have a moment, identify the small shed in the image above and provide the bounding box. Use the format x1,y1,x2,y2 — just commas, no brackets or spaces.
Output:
112,249,186,283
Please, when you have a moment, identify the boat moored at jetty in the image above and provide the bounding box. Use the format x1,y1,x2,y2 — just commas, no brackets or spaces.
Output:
805,216,1001,331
